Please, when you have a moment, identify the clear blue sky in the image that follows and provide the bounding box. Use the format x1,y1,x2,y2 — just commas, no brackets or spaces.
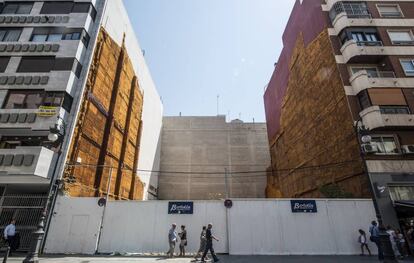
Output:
124,0,295,122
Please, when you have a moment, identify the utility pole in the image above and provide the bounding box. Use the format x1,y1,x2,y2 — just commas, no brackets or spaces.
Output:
224,168,229,199
95,163,113,254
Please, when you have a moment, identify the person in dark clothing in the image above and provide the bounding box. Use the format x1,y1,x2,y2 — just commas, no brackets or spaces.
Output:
369,220,384,261
3,219,18,256
179,225,187,257
201,223,219,262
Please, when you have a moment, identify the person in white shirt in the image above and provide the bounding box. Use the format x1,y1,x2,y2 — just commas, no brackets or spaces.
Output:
386,225,403,259
4,219,16,255
167,223,178,258
358,229,371,256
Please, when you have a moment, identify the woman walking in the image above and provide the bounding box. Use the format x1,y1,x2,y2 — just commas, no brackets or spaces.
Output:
179,225,187,257
195,226,207,259
358,229,371,256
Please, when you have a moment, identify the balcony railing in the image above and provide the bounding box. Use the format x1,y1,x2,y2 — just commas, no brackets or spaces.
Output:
356,41,383,47
367,71,396,78
329,2,371,22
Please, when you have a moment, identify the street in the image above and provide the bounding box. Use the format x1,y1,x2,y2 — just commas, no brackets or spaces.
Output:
6,255,414,263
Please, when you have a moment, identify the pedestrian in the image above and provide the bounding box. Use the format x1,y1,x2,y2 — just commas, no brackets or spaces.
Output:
396,229,407,257
195,226,207,259
3,219,17,256
386,226,403,259
179,225,187,257
166,223,178,258
369,221,384,261
201,223,219,262
358,229,371,256
408,226,414,253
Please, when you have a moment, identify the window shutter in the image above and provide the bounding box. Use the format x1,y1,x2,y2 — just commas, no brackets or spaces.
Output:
368,89,407,105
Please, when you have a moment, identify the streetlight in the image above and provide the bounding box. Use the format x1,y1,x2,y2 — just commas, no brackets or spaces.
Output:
23,120,66,263
354,119,396,263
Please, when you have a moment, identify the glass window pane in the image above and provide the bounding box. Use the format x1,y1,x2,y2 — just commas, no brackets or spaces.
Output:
31,34,48,42
371,138,386,153
5,93,25,109
71,32,81,40
382,137,397,153
0,30,6,41
16,4,33,14
389,31,413,42
1,4,18,14
47,34,62,42
25,93,43,109
63,33,72,40
401,60,414,73
3,29,21,42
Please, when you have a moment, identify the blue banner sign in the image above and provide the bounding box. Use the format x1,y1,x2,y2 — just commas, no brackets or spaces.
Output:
168,202,194,214
290,200,317,213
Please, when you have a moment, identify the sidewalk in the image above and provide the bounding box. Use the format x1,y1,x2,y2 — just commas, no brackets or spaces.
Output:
5,255,414,263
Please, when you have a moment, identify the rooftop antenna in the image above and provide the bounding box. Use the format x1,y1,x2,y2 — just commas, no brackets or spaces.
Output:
179,112,182,117
217,95,220,116
253,118,255,123
239,112,241,120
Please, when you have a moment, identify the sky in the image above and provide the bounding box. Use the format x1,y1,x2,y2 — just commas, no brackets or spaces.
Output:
124,0,295,122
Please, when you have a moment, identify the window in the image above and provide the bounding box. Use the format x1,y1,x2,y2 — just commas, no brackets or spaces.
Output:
17,56,81,75
371,135,399,154
3,90,43,109
1,2,33,14
389,186,414,202
400,60,414,76
30,28,87,44
351,31,381,46
350,66,379,77
388,30,414,45
357,90,371,110
0,28,22,42
0,57,10,73
3,90,65,109
377,4,403,18
380,106,410,114
40,2,93,15
18,57,55,72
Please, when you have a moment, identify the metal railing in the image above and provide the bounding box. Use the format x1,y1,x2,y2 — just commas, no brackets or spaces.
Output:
329,2,371,22
0,195,47,251
356,40,383,47
367,71,396,78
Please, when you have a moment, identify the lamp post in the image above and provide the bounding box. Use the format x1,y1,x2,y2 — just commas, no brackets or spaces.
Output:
23,119,66,263
354,119,396,263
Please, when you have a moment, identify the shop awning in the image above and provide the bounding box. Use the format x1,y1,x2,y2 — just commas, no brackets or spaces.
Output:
394,200,414,217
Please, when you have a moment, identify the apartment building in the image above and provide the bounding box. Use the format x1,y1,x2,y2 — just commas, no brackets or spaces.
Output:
264,0,414,227
158,116,270,200
0,0,163,249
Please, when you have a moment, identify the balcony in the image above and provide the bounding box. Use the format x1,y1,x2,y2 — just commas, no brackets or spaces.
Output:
0,146,55,184
339,40,414,63
0,71,76,93
349,70,414,94
330,12,414,35
0,108,59,136
0,40,85,61
360,106,414,130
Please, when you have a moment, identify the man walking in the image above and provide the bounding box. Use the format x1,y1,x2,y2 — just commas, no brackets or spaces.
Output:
167,223,178,258
4,219,16,256
201,223,219,262
369,220,384,261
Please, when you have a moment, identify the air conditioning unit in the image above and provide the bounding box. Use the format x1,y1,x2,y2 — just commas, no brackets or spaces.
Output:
402,145,414,154
361,144,378,154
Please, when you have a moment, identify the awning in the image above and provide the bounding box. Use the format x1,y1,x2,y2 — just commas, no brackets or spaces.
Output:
394,200,414,217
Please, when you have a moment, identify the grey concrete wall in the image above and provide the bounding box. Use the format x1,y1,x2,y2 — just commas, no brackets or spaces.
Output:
158,116,270,200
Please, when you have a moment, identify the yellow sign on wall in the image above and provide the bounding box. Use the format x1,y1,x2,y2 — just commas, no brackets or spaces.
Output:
37,106,58,117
